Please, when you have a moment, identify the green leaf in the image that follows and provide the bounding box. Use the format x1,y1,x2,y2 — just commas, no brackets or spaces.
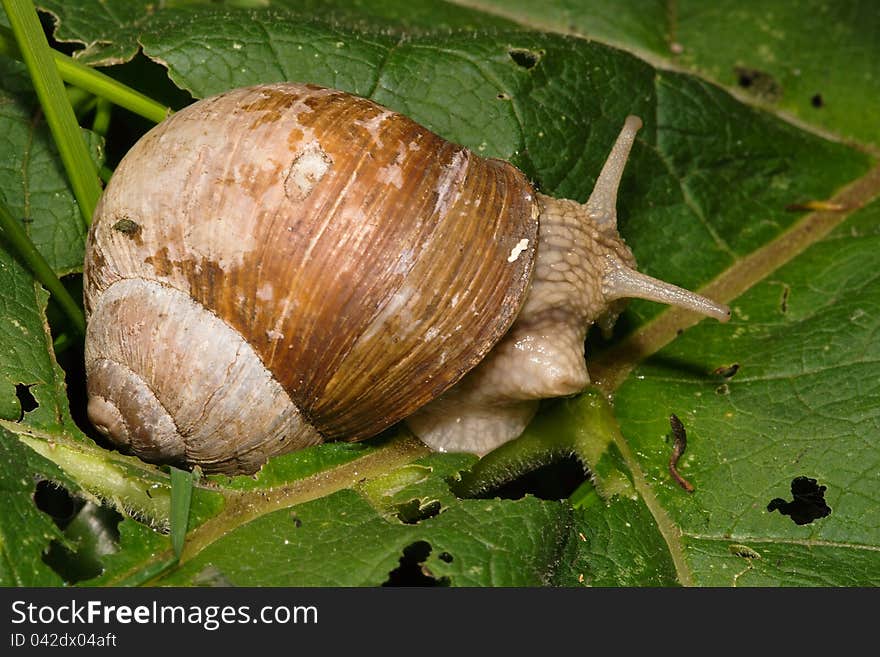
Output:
36,0,519,66
36,0,156,66
0,424,69,585
157,489,575,587
210,440,383,491
555,498,680,587
0,199,85,334
457,0,880,146
81,518,172,587
0,233,73,428
2,2,877,587
3,0,102,227
0,57,94,274
610,197,880,586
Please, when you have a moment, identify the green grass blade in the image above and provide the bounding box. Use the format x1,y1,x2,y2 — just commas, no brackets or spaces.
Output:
2,0,103,226
0,24,170,125
0,200,86,335
169,467,194,560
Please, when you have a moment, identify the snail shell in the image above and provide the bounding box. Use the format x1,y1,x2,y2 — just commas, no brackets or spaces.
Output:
85,82,729,475
84,83,539,474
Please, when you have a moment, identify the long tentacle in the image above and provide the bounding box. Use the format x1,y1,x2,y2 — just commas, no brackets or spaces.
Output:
601,257,730,321
585,115,643,228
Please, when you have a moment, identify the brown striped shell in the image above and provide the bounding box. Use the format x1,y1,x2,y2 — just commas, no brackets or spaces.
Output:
84,83,539,474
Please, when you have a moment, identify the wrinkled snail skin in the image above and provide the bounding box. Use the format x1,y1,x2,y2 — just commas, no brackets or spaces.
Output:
83,83,729,474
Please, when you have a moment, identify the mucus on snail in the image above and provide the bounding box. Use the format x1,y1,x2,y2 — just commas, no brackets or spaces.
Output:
83,83,730,475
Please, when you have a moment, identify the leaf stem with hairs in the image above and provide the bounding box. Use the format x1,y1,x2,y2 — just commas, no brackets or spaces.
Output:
454,389,634,501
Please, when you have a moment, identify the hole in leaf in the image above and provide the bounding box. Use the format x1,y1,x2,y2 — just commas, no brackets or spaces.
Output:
438,552,453,563
33,480,77,524
485,455,587,501
15,384,38,419
34,481,124,584
736,68,755,88
43,502,122,584
509,48,541,69
383,541,449,587
395,499,442,525
811,93,824,108
767,476,831,525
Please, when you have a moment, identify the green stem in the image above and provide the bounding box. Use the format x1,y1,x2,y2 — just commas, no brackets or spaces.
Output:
2,0,102,226
52,332,74,354
98,164,114,184
0,200,86,335
65,85,95,117
92,97,112,136
0,24,170,125
454,390,634,501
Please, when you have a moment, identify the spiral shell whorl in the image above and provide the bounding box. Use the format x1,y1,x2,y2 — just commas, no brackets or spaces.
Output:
84,82,540,473
85,279,321,474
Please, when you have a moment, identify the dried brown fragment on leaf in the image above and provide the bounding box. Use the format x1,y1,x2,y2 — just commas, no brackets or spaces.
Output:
668,414,694,493
785,200,848,212
713,363,740,378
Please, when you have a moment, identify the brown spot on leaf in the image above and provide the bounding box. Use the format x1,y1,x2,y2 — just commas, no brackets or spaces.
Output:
728,544,761,559
734,66,782,102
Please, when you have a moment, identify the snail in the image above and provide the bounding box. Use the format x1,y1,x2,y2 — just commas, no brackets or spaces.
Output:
83,82,729,475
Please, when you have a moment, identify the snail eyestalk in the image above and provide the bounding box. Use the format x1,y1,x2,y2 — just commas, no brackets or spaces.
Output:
601,257,731,322
584,116,729,323
586,115,643,229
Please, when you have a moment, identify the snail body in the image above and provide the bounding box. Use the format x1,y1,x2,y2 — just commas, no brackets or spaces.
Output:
84,83,729,474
